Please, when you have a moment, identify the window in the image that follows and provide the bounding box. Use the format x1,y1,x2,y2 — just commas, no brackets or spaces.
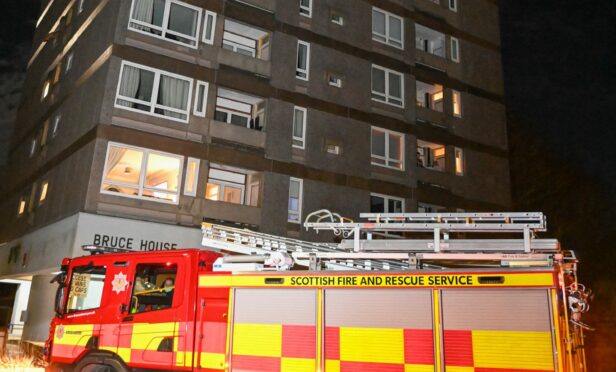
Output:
214,88,266,130
452,90,462,117
371,65,404,107
130,263,177,313
370,193,404,213
29,139,37,157
128,0,202,48
39,181,49,203
325,140,341,155
41,121,50,147
417,140,446,171
299,0,312,18
77,0,85,14
331,12,344,26
17,198,26,215
296,40,310,80
41,80,51,100
184,158,200,196
292,106,307,149
101,143,183,204
52,114,61,138
372,7,403,49
205,167,245,204
223,19,270,60
328,74,342,88
115,61,193,123
193,81,209,117
415,24,445,58
66,266,106,313
202,10,217,45
65,52,74,73
449,0,457,12
288,178,303,223
416,81,444,112
418,202,446,213
455,147,464,176
450,37,460,62
371,127,404,170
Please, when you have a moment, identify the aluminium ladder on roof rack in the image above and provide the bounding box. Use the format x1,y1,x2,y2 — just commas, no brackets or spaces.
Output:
202,211,559,271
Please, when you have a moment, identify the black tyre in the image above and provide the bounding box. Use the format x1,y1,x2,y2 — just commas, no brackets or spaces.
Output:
72,352,129,372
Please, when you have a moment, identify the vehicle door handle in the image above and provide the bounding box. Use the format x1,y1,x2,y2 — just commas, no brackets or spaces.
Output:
122,316,134,322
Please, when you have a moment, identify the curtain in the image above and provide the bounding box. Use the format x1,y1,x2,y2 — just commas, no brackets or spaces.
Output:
105,147,128,180
117,65,141,108
158,75,189,119
131,0,155,32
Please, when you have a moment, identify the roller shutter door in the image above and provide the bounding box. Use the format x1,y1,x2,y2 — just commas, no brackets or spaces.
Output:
324,289,435,372
441,288,555,372
231,288,317,372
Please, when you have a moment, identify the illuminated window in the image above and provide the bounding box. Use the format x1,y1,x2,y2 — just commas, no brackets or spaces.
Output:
455,147,464,176
205,167,246,204
371,127,404,170
39,181,49,203
183,158,200,196
450,37,460,62
372,65,404,107
372,7,403,49
115,61,193,123
292,107,307,149
452,90,462,117
370,193,404,213
416,81,444,112
101,143,183,204
193,81,209,117
288,178,303,223
41,80,51,100
296,40,310,80
299,0,312,18
202,10,217,45
41,121,49,147
417,140,446,172
128,0,202,48
17,198,26,215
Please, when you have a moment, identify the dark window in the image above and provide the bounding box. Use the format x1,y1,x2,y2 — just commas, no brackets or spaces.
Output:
130,263,177,313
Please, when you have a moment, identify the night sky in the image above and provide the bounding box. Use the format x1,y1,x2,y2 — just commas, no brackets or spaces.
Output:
0,0,615,365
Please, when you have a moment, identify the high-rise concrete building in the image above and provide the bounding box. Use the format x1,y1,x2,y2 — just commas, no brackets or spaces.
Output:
0,0,509,345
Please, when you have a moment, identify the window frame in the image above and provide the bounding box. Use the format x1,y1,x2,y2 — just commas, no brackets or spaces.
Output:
371,127,405,171
114,60,194,124
299,0,312,18
371,65,404,108
52,114,61,138
77,0,85,14
193,80,209,117
292,106,307,149
127,0,202,49
370,192,405,213
65,52,74,73
205,167,247,204
65,266,107,314
450,36,460,63
296,40,310,81
17,197,26,216
202,10,217,45
183,157,200,196
288,177,303,223
448,0,458,12
454,147,464,176
101,142,184,205
39,181,49,204
452,90,462,117
372,7,404,50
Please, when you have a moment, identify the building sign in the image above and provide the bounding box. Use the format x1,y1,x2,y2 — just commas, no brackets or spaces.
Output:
91,234,178,251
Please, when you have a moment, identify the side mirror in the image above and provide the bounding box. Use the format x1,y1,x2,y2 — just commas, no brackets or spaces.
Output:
51,272,67,318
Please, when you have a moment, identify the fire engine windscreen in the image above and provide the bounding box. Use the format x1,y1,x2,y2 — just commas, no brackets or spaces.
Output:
130,263,177,313
66,266,106,313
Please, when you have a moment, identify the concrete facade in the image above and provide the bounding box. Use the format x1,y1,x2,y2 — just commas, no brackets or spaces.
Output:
0,0,510,342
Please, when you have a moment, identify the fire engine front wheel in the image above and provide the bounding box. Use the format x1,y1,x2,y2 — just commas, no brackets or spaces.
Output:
56,352,130,372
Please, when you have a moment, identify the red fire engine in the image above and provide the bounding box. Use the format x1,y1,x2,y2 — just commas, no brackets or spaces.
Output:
45,211,590,372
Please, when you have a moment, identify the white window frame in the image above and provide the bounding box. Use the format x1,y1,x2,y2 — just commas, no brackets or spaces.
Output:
299,0,312,18
449,0,458,12
371,65,404,108
296,40,310,81
78,0,85,14
292,106,307,149
450,36,460,63
370,192,405,213
100,142,184,205
29,139,37,157
454,147,464,176
65,52,74,73
372,7,404,50
127,0,202,49
193,81,209,117
183,157,200,196
371,127,405,171
331,12,344,26
206,167,247,204
452,90,462,117
115,60,194,123
328,74,342,88
52,114,61,138
288,177,303,223
202,10,217,45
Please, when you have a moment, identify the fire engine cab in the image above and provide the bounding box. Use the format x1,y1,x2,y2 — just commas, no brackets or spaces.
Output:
45,211,591,372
